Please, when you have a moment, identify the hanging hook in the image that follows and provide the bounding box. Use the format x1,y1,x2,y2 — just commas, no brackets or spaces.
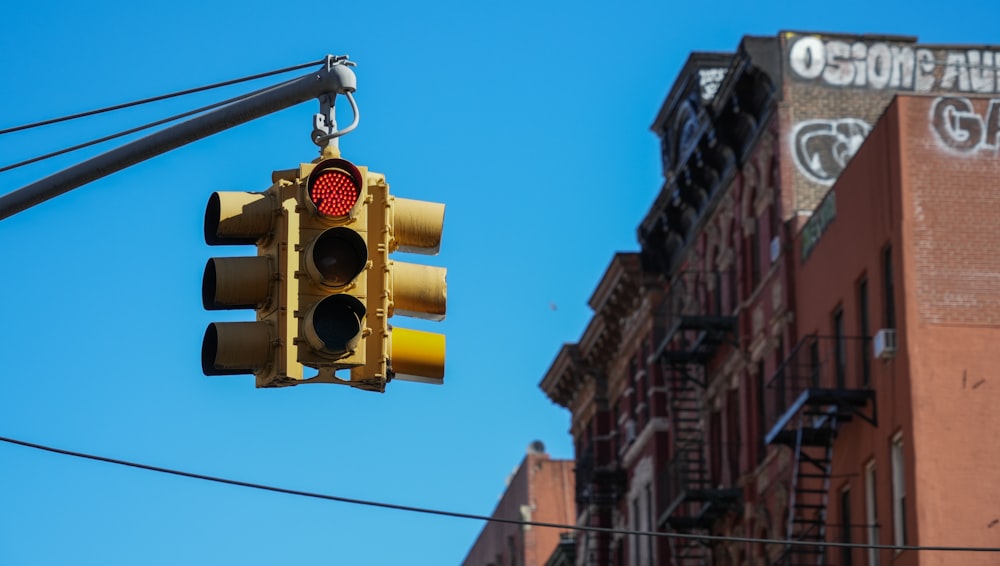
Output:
312,91,360,152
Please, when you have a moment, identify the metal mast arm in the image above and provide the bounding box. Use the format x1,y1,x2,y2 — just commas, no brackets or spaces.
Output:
0,56,357,221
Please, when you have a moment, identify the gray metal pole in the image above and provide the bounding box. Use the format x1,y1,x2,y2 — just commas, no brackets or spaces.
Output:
0,58,357,221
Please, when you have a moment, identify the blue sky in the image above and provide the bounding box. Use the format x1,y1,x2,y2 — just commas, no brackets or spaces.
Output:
1,1,997,564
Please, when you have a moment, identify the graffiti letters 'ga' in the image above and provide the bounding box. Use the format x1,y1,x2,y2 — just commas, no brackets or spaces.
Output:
792,118,872,185
789,36,1000,93
930,97,1000,154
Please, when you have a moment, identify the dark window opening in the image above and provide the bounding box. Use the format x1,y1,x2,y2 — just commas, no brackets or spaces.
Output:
841,488,854,566
809,340,820,387
834,307,846,388
883,246,895,329
755,361,767,464
749,228,761,289
858,277,871,387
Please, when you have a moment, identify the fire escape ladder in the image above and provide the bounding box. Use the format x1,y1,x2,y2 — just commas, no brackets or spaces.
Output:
655,272,740,565
668,532,708,566
777,410,838,566
666,368,709,565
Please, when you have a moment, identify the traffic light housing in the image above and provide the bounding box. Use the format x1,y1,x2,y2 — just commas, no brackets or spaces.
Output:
358,176,447,389
200,153,447,392
201,180,301,387
293,157,372,377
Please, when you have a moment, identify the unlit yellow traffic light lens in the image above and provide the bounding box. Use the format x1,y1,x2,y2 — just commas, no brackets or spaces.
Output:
310,170,358,217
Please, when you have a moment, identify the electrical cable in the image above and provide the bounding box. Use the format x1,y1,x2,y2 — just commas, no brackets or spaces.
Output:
1,434,998,554
0,76,299,174
0,59,327,136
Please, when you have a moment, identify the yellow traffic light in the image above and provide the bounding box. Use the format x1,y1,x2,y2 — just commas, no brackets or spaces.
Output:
200,155,446,393
294,157,372,381
201,181,301,386
358,176,447,389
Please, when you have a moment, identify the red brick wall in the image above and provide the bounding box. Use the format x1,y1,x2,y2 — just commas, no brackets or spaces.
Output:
792,95,1000,565
898,95,1000,565
462,451,575,566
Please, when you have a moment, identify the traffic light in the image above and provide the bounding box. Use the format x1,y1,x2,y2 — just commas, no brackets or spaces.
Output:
200,154,446,393
201,179,301,387
358,175,447,389
293,157,372,378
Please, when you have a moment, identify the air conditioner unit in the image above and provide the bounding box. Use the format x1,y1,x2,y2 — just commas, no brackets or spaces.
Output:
770,236,781,262
873,328,897,360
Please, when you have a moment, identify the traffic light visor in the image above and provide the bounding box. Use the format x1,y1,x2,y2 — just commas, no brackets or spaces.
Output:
202,256,272,311
204,191,273,246
390,327,445,384
202,321,273,376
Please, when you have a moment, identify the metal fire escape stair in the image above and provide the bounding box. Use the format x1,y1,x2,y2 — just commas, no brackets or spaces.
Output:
667,368,709,565
777,410,839,566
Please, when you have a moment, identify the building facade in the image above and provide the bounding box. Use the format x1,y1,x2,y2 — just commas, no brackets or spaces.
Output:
540,31,1000,565
463,442,577,566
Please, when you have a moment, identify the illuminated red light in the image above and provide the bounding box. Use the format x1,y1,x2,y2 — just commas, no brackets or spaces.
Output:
310,169,359,217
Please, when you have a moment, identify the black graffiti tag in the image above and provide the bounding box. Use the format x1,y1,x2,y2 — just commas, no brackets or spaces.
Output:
931,97,1000,152
792,118,872,184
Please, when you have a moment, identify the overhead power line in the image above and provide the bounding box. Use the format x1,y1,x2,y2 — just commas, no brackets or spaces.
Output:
0,58,327,136
2,435,999,555
0,77,297,174
0,59,329,174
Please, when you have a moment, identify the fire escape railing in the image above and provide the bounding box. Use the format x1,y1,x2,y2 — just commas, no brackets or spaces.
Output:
655,270,738,365
763,334,877,566
657,439,742,530
653,271,740,566
575,446,626,508
764,334,876,444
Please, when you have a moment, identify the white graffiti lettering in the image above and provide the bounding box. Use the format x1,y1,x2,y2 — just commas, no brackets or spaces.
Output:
791,118,872,184
698,68,727,101
789,36,1000,93
930,96,1000,154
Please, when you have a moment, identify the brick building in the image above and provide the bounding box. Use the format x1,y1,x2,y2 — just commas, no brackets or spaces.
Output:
463,442,577,566
539,31,1000,565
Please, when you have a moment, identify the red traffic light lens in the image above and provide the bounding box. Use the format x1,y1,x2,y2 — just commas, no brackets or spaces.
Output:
310,169,359,217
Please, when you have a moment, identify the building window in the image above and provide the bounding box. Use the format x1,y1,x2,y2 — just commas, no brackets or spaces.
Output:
631,497,640,566
726,388,741,484
809,339,820,387
833,307,846,388
891,433,907,548
645,483,655,564
749,226,761,289
710,407,723,485
858,277,871,387
755,360,767,464
865,460,879,566
727,263,739,313
841,485,853,566
769,190,781,250
882,246,895,329
774,337,786,414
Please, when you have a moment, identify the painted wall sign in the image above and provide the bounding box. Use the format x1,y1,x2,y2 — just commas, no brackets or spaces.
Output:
791,118,872,184
789,36,1000,93
930,96,1000,154
801,190,837,262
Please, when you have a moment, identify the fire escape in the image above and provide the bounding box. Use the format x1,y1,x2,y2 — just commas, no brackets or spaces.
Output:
656,271,740,565
764,334,877,566
575,440,626,564
576,443,627,508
